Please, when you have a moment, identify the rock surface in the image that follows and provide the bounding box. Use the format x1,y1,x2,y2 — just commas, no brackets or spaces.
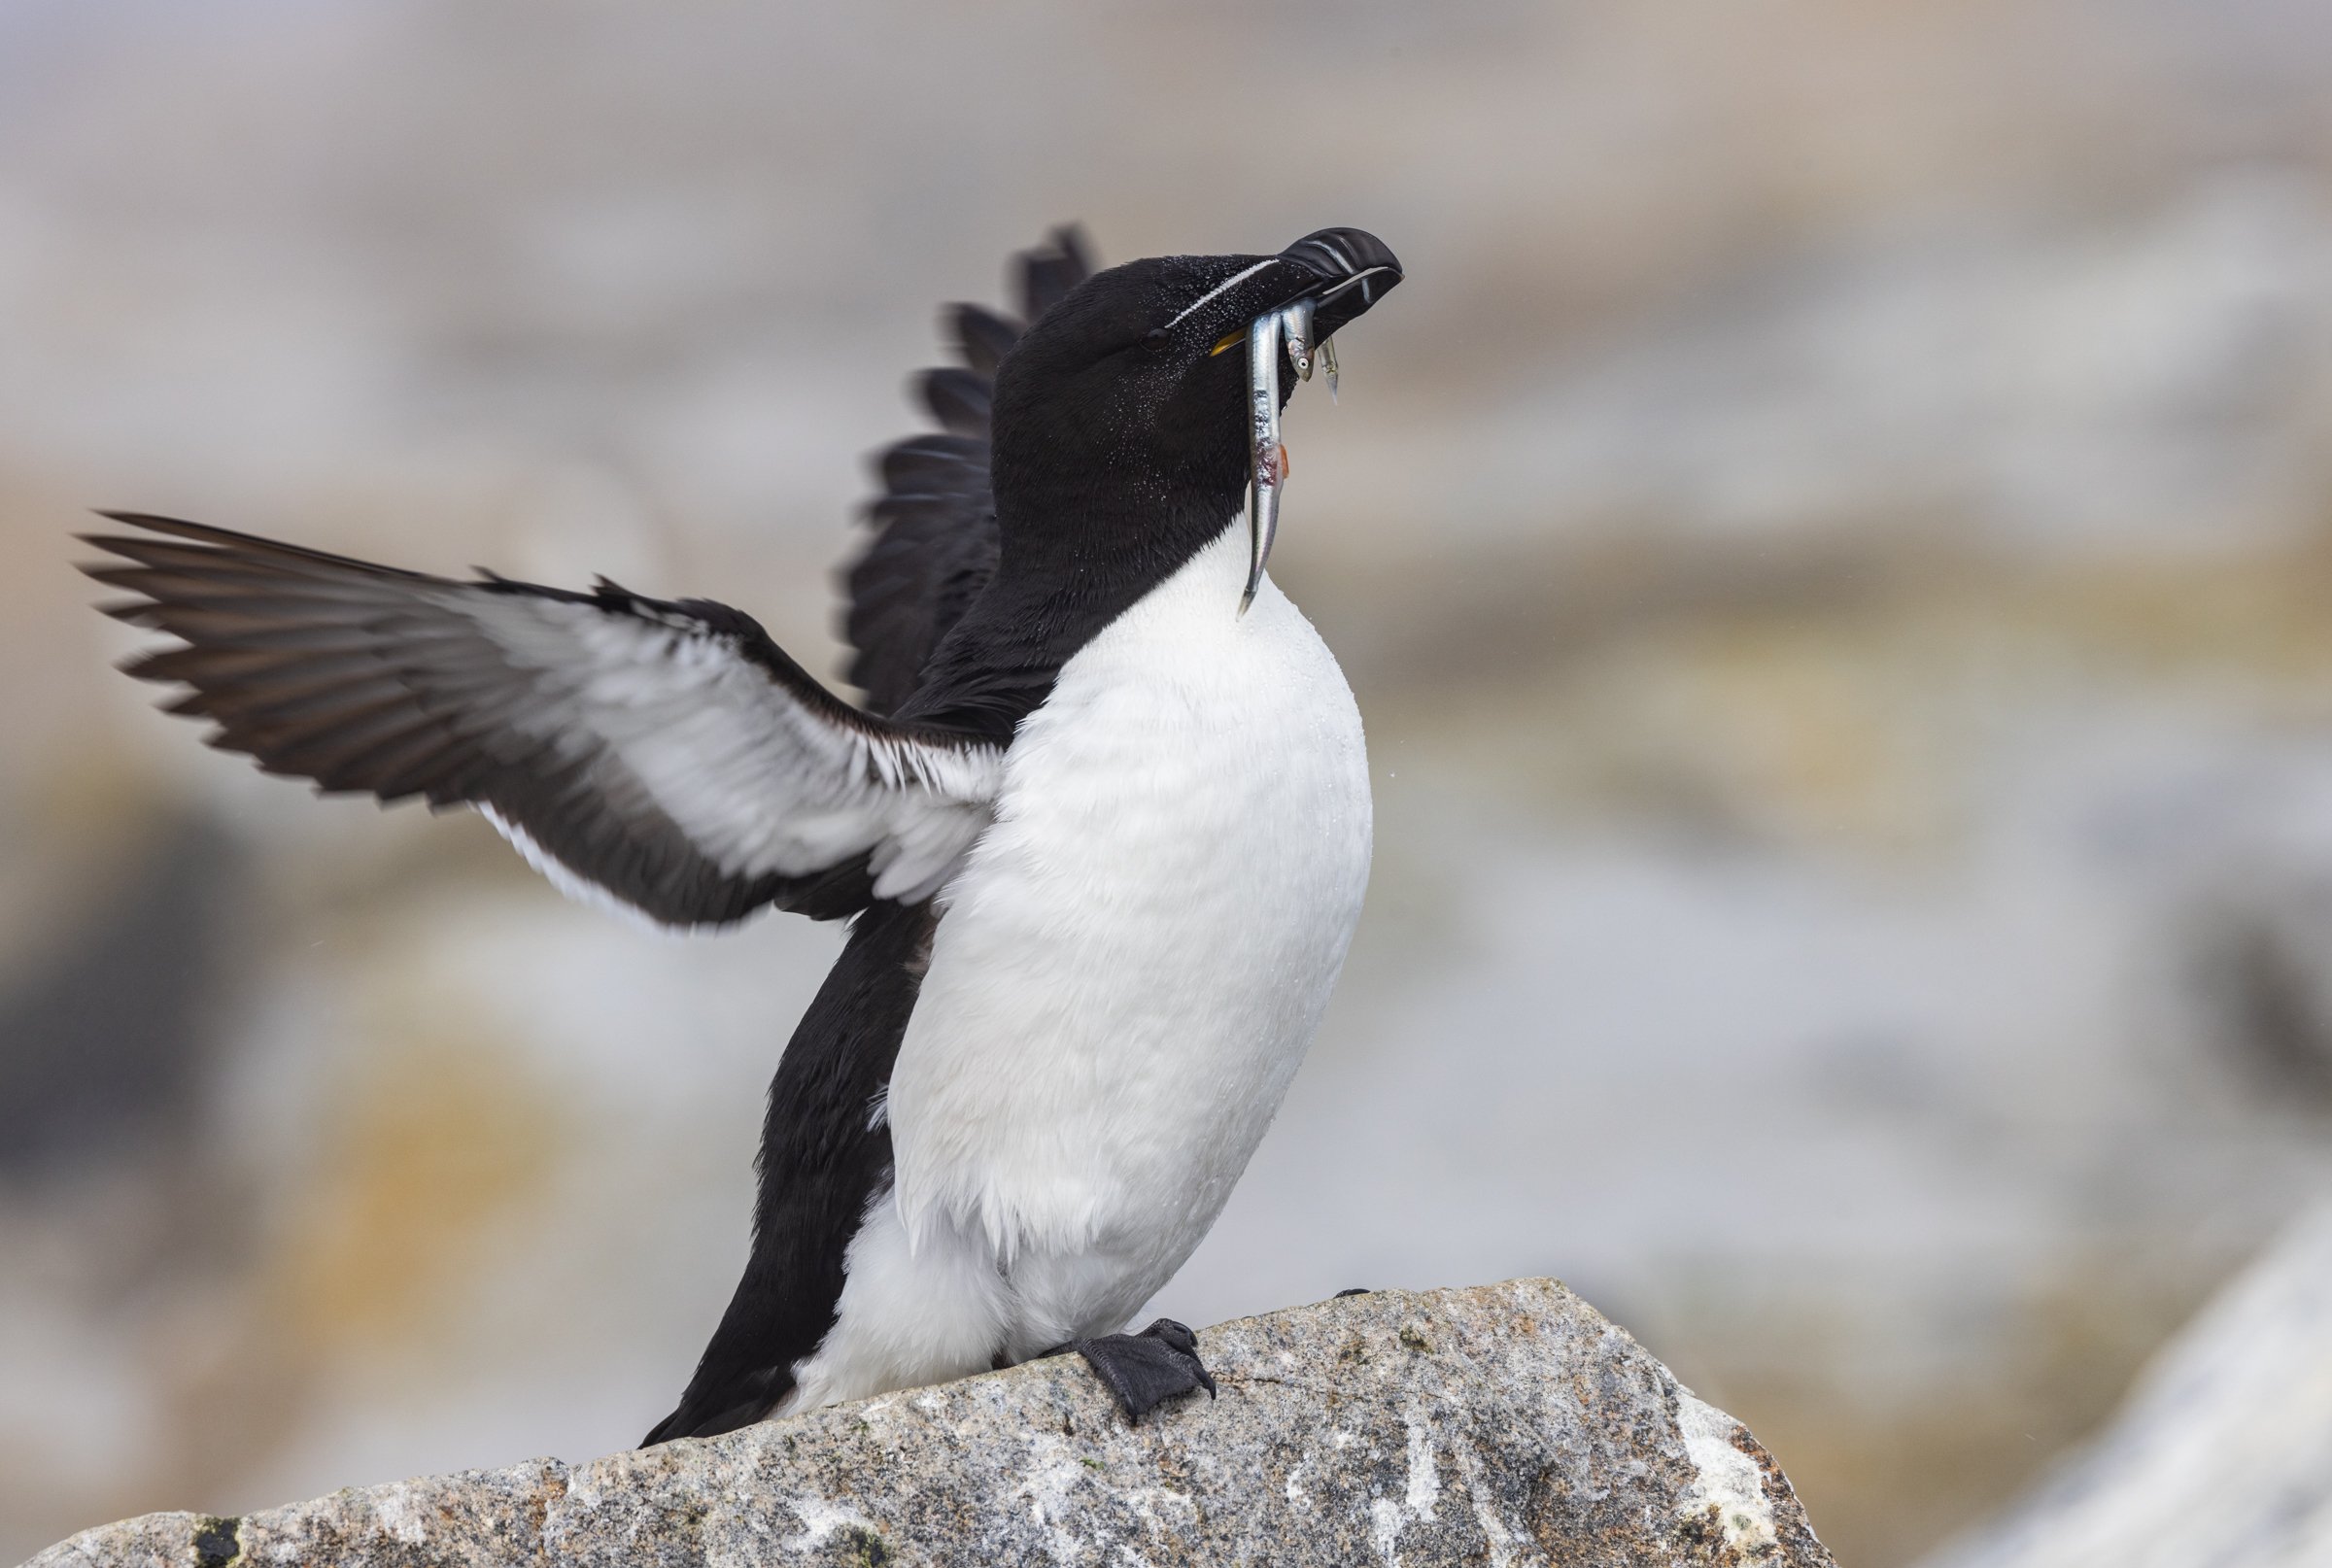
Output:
24,1278,1831,1567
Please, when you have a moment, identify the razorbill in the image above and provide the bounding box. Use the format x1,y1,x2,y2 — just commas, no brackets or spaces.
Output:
80,224,1403,1435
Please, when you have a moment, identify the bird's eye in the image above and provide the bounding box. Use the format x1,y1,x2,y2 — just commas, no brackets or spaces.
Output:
1143,327,1169,349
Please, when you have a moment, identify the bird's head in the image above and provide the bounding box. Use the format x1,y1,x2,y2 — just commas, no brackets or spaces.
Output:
989,227,1402,606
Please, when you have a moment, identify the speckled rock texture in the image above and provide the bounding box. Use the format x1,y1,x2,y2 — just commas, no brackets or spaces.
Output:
25,1278,1832,1568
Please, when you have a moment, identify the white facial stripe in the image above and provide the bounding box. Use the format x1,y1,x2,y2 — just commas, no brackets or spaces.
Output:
1163,257,1280,329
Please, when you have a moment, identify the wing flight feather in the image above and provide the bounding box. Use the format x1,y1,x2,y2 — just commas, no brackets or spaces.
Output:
84,513,1002,928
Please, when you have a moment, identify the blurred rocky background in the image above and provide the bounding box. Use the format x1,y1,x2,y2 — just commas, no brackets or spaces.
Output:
5,2,2332,1563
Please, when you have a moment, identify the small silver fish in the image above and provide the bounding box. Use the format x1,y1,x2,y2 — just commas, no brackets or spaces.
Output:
1279,297,1317,382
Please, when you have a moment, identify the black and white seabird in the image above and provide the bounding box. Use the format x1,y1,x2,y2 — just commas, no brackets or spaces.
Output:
81,225,1404,1436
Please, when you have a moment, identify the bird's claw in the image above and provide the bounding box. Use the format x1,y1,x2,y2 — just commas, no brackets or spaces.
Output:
1063,1317,1217,1422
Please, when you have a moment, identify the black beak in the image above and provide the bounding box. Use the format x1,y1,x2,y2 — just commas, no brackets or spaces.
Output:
1276,227,1404,339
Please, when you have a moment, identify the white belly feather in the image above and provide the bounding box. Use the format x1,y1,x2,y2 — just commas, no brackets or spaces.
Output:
789,524,1370,1404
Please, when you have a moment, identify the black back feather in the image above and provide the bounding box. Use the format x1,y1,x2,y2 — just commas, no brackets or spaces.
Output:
642,900,938,1443
840,227,1092,717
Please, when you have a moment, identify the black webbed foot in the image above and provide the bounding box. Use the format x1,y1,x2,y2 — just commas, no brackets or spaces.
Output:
1051,1317,1217,1421
1332,1287,1374,1298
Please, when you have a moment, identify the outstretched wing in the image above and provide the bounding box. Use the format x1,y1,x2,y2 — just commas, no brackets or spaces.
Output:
840,226,1093,716
84,513,1003,929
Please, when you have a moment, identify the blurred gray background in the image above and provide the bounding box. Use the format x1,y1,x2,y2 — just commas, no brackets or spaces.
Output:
8,2,2332,1562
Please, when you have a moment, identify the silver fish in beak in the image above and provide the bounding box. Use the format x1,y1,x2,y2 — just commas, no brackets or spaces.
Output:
1280,297,1317,382
1238,297,1332,613
1235,227,1405,613
1242,307,1285,615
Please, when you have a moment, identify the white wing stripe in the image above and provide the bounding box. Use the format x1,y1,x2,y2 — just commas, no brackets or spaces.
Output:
478,803,679,935
460,591,1002,900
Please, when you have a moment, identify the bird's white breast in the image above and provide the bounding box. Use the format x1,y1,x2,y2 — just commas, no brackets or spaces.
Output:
885,523,1371,1325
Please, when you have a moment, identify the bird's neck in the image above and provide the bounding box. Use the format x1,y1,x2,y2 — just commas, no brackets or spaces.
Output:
897,488,1239,743
990,465,1238,591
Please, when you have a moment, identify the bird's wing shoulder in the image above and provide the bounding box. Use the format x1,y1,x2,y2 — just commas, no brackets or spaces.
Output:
85,513,1003,928
840,225,1093,716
